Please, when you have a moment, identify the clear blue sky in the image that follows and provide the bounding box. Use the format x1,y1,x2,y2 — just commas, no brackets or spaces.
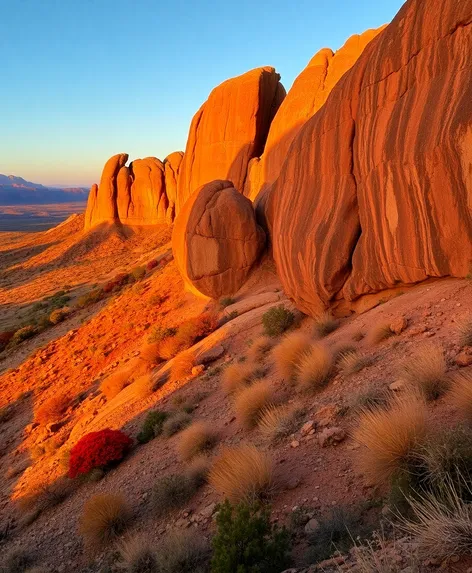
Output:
0,0,404,187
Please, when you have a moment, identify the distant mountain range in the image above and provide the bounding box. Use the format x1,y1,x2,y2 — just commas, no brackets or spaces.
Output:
0,174,89,205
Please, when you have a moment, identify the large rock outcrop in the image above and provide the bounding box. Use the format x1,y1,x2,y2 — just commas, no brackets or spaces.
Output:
245,27,384,203
172,180,265,298
84,153,182,230
269,0,472,316
176,67,285,214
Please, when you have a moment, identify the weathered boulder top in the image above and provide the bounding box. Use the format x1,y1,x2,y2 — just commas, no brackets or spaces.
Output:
84,151,183,230
269,0,472,316
172,180,266,299
176,66,285,214
245,26,385,203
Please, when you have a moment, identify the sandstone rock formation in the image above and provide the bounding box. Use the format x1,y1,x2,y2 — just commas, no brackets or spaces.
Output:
172,180,265,298
176,67,285,214
247,27,384,224
268,0,472,316
84,152,183,230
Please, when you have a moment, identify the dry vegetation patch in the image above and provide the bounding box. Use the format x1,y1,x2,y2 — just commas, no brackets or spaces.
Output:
399,342,448,400
234,380,275,429
34,392,70,425
313,311,339,337
79,493,131,549
272,331,312,381
169,351,196,384
177,421,218,461
450,369,472,422
222,362,255,395
295,344,333,392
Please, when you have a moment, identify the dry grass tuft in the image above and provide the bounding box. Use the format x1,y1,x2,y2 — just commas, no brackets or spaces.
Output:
295,344,333,392
170,351,196,384
313,311,339,337
162,412,192,437
402,479,472,560
338,350,371,376
139,342,162,365
221,362,254,395
177,422,217,461
100,369,132,400
354,393,427,484
458,319,472,347
118,533,159,573
79,493,131,548
272,331,312,381
158,529,210,573
1,548,34,573
34,392,70,425
18,476,77,516
208,444,274,503
450,370,472,422
368,323,394,345
258,404,300,442
152,473,199,515
234,380,275,429
247,336,273,362
399,343,448,400
130,373,154,399
186,456,211,487
158,336,184,361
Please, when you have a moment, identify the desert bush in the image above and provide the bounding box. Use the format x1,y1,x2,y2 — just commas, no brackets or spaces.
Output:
158,336,185,360
20,476,77,517
158,530,210,573
0,330,14,351
130,374,154,400
147,325,177,344
258,405,300,442
79,493,131,548
118,533,159,573
34,392,70,425
186,456,211,487
209,444,274,503
1,548,34,573
458,319,472,347
169,351,196,384
353,394,427,484
10,325,37,346
368,323,394,345
220,297,236,308
295,344,333,392
152,474,199,515
146,259,159,271
450,370,472,422
100,369,132,400
352,387,390,411
68,429,133,478
272,331,312,381
162,412,192,437
130,266,146,282
338,350,371,376
262,305,294,337
77,288,104,308
234,380,275,429
313,311,339,337
177,421,217,461
139,342,162,365
49,307,70,325
247,336,273,362
211,500,291,573
307,507,367,563
399,343,448,401
402,479,472,560
221,362,255,395
103,273,130,294
137,410,168,444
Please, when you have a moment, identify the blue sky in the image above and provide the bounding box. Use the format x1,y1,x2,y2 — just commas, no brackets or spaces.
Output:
0,0,404,187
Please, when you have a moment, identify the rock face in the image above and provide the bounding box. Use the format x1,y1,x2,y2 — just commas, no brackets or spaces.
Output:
245,28,384,203
172,180,265,298
268,0,472,316
84,153,183,230
176,67,285,214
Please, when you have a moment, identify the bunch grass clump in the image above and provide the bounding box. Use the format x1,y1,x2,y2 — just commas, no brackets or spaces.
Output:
170,351,196,384
295,344,333,392
450,370,472,422
100,369,131,400
79,493,131,548
458,319,472,347
313,311,339,337
158,529,210,573
258,404,300,442
368,323,394,345
399,343,448,401
162,412,192,437
177,421,218,461
222,363,255,395
118,533,159,573
234,380,275,429
338,350,371,376
272,331,312,381
152,473,200,515
208,444,274,503
247,336,273,362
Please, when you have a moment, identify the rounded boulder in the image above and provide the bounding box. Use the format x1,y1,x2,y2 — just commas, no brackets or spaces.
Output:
172,180,265,298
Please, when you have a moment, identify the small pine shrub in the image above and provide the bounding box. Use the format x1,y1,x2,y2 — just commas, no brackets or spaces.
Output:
262,306,294,337
162,412,192,437
295,344,333,392
234,380,275,429
177,421,217,461
272,331,312,381
313,311,339,337
211,500,291,573
354,394,427,484
79,493,131,548
137,411,168,444
34,392,70,425
152,474,199,515
399,343,448,401
220,297,236,308
209,444,274,503
68,429,133,478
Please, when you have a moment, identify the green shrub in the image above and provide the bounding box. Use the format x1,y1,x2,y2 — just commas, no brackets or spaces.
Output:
211,500,291,573
220,297,236,308
10,325,37,346
137,411,168,444
49,307,70,325
262,306,294,338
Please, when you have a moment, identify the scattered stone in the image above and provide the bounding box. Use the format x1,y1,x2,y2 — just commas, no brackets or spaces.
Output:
389,380,404,391
455,351,472,367
200,502,217,519
318,427,346,447
291,440,300,448
390,316,408,335
197,345,225,364
408,326,428,336
304,518,320,535
191,364,205,376
286,477,301,490
313,405,339,427
300,420,315,435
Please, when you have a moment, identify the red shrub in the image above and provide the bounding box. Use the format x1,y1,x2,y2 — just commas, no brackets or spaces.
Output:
0,331,14,350
146,259,158,271
194,311,219,340
103,273,130,294
68,429,133,478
